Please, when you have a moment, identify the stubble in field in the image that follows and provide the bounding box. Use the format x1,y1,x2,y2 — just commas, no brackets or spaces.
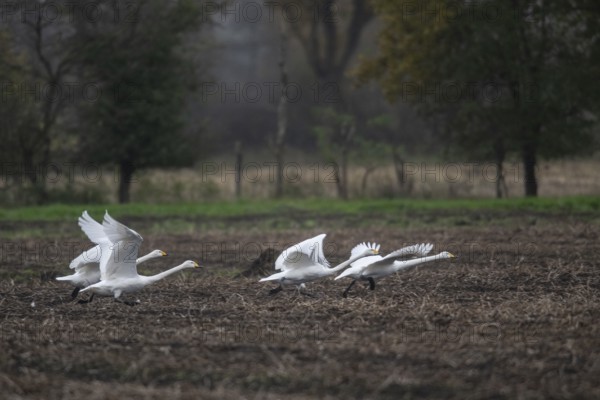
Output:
1,212,599,399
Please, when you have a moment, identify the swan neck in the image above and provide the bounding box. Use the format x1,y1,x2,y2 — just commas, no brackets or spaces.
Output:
395,254,445,270
136,252,157,264
145,263,190,284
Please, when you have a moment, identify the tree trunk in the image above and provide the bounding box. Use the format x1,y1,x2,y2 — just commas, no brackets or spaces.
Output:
274,144,284,198
391,147,406,193
336,121,355,200
494,139,508,198
22,150,37,186
118,162,135,204
274,21,288,198
522,143,537,197
496,162,506,199
37,129,52,204
22,146,48,204
340,148,348,200
361,166,377,197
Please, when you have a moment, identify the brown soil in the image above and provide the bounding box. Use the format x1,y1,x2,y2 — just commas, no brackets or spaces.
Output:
0,213,599,399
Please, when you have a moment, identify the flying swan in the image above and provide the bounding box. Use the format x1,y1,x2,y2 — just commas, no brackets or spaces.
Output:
56,211,168,302
335,243,455,297
259,234,379,295
79,211,200,305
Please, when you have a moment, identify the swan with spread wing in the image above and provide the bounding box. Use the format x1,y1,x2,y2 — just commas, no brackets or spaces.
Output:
259,234,379,295
56,211,167,302
335,243,455,297
78,211,199,305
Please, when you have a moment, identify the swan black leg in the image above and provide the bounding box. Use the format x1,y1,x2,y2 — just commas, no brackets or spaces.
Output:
342,280,357,298
70,287,80,300
269,285,283,296
368,278,376,291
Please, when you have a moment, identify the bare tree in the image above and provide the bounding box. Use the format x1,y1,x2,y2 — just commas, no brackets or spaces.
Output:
3,1,77,202
284,0,372,199
287,0,373,85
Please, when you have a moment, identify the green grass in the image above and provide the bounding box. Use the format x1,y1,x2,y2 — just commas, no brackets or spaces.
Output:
0,196,599,222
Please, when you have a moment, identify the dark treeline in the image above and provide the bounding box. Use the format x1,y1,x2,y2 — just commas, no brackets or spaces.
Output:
0,0,598,203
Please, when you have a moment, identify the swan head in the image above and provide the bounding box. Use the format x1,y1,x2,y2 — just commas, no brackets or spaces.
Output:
149,249,168,258
364,247,379,256
438,251,456,259
183,260,200,269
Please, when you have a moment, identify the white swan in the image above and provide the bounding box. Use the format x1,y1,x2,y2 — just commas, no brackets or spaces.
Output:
259,234,379,295
335,243,454,297
56,211,167,301
79,211,200,305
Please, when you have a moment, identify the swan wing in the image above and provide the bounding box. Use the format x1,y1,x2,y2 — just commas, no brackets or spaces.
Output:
275,233,328,270
310,233,329,268
78,211,111,245
100,211,143,280
337,255,383,280
102,211,144,245
350,242,381,259
274,253,286,270
391,251,448,273
350,255,383,269
78,262,100,276
343,244,433,273
260,264,326,283
335,264,362,280
69,244,102,270
101,242,140,280
284,264,329,282
275,250,321,270
259,270,287,282
77,263,101,285
369,243,434,267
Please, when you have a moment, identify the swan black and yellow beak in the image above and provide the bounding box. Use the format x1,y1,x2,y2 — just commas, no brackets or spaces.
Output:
160,251,168,256
373,249,379,255
448,253,456,258
193,261,200,268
